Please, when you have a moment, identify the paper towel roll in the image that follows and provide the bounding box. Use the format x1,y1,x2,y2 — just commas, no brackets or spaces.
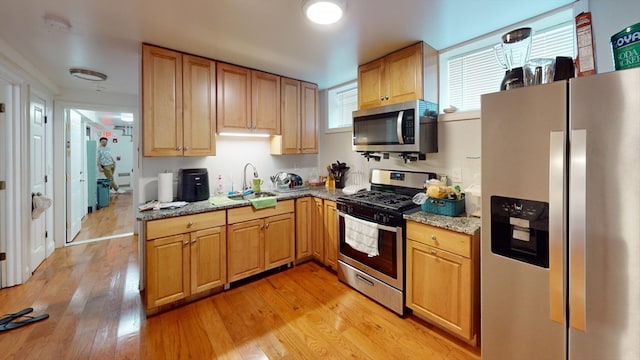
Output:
158,172,173,203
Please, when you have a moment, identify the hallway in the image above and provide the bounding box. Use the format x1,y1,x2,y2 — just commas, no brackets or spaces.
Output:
71,192,133,243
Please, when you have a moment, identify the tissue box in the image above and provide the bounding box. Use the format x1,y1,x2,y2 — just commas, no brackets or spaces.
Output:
421,197,465,217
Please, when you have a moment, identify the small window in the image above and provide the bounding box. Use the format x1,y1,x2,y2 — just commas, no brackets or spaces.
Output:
327,80,357,131
440,8,576,112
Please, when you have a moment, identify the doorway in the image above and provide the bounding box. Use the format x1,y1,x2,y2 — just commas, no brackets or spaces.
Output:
64,106,135,245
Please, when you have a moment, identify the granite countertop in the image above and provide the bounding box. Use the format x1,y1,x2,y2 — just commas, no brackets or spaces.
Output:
404,211,481,235
137,186,346,221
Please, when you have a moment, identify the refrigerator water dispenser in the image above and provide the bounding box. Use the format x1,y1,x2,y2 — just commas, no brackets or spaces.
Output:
490,196,549,267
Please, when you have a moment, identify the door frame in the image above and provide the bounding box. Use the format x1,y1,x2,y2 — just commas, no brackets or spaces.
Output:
53,101,138,249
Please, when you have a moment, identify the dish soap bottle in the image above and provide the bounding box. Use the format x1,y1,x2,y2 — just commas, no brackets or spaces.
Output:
215,174,224,196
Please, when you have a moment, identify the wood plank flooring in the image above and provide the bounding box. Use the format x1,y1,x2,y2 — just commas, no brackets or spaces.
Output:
72,191,134,242
0,236,481,359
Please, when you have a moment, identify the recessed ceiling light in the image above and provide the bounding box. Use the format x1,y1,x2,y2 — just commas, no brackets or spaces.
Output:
120,113,134,122
69,68,108,81
303,0,346,25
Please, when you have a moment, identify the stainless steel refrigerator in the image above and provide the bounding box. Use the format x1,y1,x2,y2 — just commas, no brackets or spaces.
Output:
480,67,640,359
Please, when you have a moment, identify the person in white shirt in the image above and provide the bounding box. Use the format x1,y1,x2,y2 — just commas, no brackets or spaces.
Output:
97,137,122,193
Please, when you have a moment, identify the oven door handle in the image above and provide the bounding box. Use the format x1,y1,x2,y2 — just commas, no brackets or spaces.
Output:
338,211,398,233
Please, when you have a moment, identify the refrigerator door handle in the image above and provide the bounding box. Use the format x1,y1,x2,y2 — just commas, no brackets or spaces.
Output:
548,131,564,324
569,129,587,331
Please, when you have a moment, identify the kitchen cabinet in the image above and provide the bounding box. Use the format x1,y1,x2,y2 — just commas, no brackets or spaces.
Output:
323,200,338,271
406,221,480,345
311,197,325,263
357,41,438,110
217,62,280,135
227,200,295,282
270,78,318,154
145,211,226,309
142,44,216,156
295,197,313,262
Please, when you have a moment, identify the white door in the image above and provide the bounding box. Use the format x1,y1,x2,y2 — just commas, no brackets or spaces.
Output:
0,94,6,287
66,109,84,242
30,95,46,272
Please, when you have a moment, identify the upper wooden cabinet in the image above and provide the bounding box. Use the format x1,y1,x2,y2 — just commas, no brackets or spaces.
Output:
217,63,280,135
357,41,438,110
270,78,318,154
142,44,216,156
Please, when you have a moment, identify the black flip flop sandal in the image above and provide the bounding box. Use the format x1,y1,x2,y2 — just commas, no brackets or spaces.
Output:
0,307,34,325
0,313,49,331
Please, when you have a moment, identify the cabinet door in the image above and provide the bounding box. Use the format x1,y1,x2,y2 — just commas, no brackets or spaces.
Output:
358,58,386,109
252,70,280,134
406,239,472,340
183,54,216,156
311,197,325,262
227,219,264,282
217,63,251,133
300,82,318,153
323,200,338,270
142,44,183,156
279,77,301,154
191,227,226,294
386,42,423,104
295,197,312,261
146,234,190,307
265,213,295,269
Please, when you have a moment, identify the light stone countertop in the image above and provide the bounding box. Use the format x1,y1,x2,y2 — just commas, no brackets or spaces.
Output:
404,211,481,235
136,186,345,222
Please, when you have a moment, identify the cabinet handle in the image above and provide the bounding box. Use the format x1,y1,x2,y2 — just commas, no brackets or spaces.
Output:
183,240,189,247
260,224,264,230
430,250,437,255
191,239,196,244
187,221,193,228
183,146,190,151
176,145,183,151
384,96,389,100
431,234,437,240
265,223,270,229
380,96,384,101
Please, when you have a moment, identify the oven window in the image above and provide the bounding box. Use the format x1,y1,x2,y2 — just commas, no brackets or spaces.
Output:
339,220,398,278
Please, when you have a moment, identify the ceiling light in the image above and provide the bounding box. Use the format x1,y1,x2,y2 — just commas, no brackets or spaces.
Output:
69,68,108,81
303,0,346,25
120,113,134,122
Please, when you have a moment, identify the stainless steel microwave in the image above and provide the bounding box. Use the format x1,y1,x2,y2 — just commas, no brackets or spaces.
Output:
352,100,438,154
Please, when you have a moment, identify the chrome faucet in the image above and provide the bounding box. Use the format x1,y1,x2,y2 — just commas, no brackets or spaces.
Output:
242,162,259,191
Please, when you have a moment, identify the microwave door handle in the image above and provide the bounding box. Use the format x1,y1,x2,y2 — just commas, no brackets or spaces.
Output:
396,111,404,144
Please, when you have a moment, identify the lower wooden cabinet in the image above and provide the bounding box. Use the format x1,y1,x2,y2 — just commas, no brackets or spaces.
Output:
323,200,338,271
295,197,313,262
227,200,295,283
145,211,226,309
311,197,325,262
406,220,480,344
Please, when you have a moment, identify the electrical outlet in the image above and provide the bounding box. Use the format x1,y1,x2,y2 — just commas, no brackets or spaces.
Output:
451,168,462,182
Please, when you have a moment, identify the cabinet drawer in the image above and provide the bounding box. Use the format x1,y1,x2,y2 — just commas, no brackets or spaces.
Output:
227,200,294,224
406,221,471,258
146,211,226,240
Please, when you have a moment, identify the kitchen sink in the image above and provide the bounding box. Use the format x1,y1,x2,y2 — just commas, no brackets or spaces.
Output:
227,191,277,201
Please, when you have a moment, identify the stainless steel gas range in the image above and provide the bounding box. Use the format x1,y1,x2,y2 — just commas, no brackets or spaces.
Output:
336,169,436,316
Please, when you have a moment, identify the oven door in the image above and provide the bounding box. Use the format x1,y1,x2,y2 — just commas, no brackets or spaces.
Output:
337,211,404,290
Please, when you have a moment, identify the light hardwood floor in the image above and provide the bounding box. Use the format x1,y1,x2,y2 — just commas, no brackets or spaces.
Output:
1,235,481,359
72,191,134,242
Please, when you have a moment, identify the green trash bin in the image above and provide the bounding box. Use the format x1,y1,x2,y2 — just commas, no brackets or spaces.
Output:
97,179,111,209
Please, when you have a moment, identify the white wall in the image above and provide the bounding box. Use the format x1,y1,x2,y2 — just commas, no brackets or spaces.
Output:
590,0,640,73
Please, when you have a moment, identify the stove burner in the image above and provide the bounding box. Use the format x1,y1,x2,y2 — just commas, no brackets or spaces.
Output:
339,190,417,212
